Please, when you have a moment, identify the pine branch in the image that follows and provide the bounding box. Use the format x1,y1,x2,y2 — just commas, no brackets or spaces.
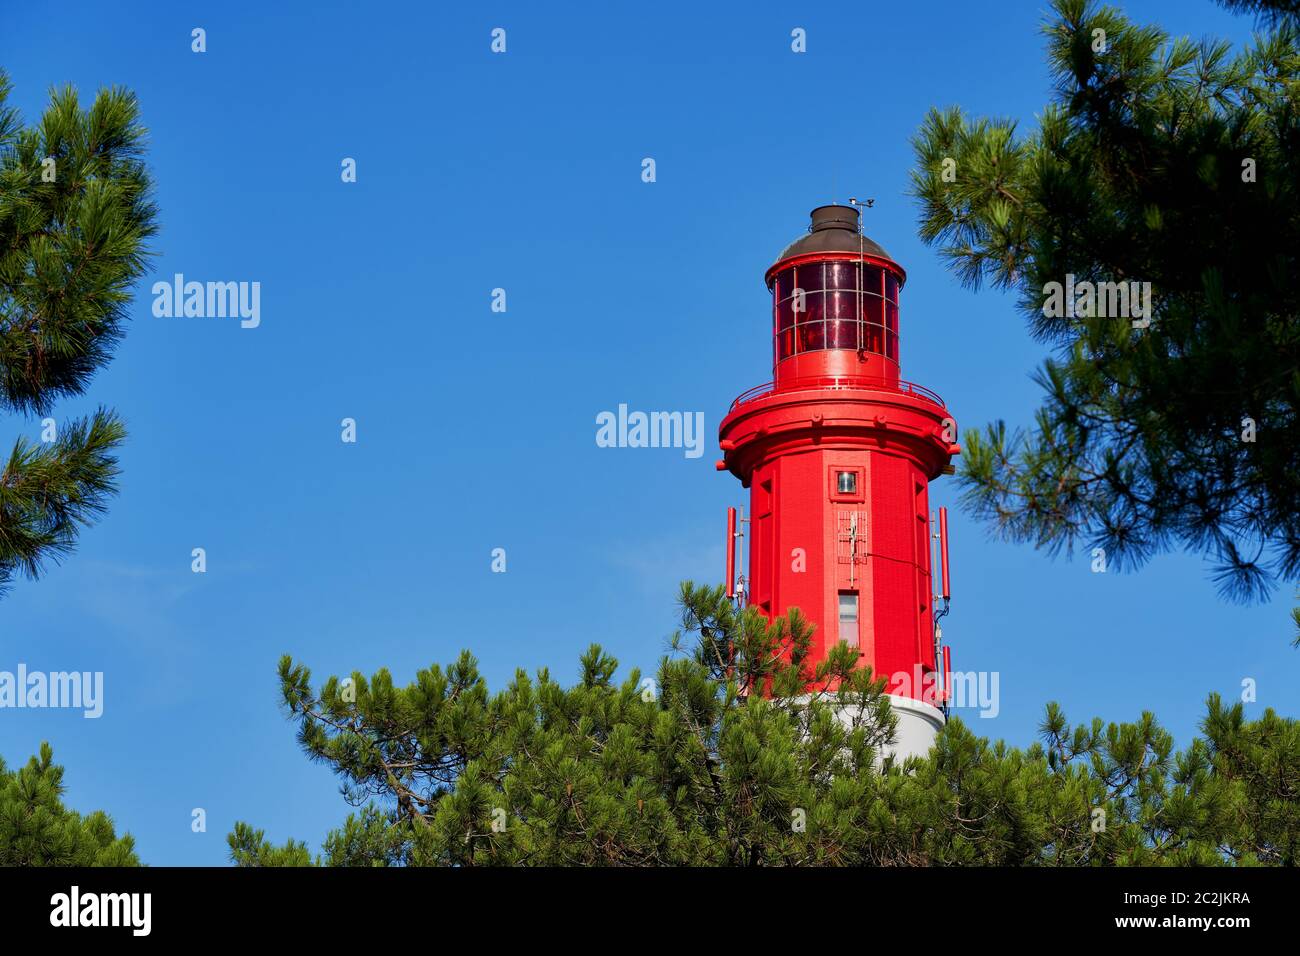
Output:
0,408,125,592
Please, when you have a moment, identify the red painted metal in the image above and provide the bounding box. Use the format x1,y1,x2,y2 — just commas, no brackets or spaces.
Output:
730,376,945,411
719,206,958,702
942,645,952,703
939,506,951,601
765,250,907,288
726,507,737,598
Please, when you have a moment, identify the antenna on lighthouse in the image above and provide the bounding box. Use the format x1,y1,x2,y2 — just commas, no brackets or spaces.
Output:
725,505,749,606
848,198,875,355
932,507,953,714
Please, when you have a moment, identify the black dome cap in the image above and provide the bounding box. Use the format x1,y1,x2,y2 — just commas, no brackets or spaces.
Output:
771,204,896,269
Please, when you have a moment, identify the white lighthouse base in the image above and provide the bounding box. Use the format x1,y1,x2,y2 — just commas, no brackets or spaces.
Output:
795,693,945,764
879,694,946,763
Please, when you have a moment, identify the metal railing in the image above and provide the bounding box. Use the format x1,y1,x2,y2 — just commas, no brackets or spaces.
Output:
729,376,945,411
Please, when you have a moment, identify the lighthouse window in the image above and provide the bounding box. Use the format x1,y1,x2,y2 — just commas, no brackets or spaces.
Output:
796,261,824,292
827,314,857,349
798,321,826,352
862,292,884,328
776,294,796,336
863,323,883,355
777,326,795,361
863,265,884,295
838,592,859,649
827,289,857,321
770,260,901,364
886,298,899,362
830,466,865,501
776,268,795,302
825,260,857,290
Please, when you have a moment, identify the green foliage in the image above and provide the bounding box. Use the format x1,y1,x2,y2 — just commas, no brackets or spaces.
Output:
0,742,139,866
1202,692,1300,863
233,583,1300,866
0,408,125,587
243,584,897,866
227,822,315,867
909,0,1300,602
1214,0,1300,27
0,69,156,593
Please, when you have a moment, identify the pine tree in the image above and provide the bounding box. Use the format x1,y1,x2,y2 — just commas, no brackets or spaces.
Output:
0,70,156,594
1214,0,1300,27
909,0,1300,602
0,742,139,866
230,583,1300,866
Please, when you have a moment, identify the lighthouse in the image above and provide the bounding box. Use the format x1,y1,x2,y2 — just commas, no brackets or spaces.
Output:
718,203,959,760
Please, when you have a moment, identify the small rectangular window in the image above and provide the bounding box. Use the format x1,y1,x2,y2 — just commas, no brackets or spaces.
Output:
839,592,859,648
830,466,864,502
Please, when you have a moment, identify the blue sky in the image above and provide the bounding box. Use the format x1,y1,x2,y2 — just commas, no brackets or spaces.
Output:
1,0,1294,866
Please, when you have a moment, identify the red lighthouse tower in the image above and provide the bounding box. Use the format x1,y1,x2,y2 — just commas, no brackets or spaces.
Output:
718,203,958,758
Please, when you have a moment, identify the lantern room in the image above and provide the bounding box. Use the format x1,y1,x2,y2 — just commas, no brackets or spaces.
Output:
766,204,906,387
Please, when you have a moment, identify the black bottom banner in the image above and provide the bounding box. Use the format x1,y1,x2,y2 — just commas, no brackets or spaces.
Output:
0,865,1281,940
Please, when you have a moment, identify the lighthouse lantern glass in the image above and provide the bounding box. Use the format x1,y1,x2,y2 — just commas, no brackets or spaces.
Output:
771,259,900,364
